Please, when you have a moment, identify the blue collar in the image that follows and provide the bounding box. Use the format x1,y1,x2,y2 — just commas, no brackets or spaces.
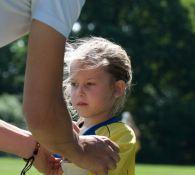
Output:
83,116,122,135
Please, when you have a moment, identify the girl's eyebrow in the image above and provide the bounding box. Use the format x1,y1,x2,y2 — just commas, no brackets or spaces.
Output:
69,77,76,82
69,77,97,81
86,78,97,80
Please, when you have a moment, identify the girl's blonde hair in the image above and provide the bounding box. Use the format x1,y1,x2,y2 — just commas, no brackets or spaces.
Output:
63,37,132,118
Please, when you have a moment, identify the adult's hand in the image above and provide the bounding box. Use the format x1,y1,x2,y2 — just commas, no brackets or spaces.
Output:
71,135,120,175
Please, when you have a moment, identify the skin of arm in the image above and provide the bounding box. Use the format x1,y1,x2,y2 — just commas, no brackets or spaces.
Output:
23,19,75,151
0,119,35,158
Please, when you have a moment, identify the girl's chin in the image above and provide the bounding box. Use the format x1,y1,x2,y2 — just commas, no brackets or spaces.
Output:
78,112,96,118
79,114,91,118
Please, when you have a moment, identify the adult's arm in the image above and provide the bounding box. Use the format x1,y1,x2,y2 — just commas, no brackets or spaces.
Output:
0,120,62,174
0,119,35,158
23,19,120,174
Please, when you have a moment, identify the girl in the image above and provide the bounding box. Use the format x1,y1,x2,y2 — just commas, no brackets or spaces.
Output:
62,37,136,175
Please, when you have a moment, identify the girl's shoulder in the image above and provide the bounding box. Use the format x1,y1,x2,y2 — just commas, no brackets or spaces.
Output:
96,121,136,144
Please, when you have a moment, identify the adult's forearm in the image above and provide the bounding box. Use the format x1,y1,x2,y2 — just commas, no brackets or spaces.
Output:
24,96,77,155
23,19,79,158
0,120,36,158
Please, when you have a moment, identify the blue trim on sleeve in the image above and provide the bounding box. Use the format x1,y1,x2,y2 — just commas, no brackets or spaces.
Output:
83,116,122,135
53,154,62,158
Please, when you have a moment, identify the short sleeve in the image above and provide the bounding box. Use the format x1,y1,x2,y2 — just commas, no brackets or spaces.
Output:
0,0,31,47
89,123,136,175
31,0,85,38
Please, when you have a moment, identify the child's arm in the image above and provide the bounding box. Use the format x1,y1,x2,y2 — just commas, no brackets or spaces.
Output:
109,125,136,175
87,124,136,175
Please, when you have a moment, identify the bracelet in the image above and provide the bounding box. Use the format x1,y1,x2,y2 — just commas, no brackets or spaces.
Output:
20,142,40,175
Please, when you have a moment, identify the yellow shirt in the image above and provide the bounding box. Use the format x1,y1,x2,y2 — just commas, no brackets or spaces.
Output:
62,117,136,175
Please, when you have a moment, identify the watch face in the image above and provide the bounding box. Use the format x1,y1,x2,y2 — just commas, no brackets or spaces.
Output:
61,161,88,175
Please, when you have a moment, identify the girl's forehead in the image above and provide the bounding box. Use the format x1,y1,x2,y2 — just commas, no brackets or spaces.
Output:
70,60,87,72
70,67,104,78
70,60,100,74
70,64,111,80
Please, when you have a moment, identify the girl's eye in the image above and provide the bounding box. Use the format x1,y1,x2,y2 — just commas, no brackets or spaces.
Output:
71,82,77,87
86,82,95,86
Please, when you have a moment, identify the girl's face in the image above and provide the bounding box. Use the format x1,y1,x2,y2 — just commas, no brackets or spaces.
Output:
69,61,116,121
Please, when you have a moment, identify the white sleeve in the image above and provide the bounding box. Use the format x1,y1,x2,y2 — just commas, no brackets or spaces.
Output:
0,0,31,47
31,0,85,38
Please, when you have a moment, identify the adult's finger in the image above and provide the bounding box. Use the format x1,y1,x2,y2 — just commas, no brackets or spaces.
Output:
106,145,120,165
98,136,119,152
91,136,119,172
72,121,80,133
95,136,120,163
103,151,117,170
92,160,108,175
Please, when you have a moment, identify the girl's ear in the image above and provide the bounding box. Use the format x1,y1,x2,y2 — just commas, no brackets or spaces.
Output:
114,80,126,97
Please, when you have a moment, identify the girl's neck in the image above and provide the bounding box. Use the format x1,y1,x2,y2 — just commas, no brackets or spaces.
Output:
82,113,113,129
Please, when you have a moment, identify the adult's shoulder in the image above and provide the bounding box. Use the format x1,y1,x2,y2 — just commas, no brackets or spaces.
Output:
31,0,86,38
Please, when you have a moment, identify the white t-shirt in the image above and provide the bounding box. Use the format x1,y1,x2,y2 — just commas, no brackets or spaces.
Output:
0,0,85,47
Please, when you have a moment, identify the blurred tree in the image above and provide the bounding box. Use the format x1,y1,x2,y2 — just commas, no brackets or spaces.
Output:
0,38,27,94
181,0,195,32
0,94,25,128
0,0,194,164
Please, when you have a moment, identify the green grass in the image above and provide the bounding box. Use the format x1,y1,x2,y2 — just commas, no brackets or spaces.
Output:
136,164,195,175
0,157,195,175
0,157,40,175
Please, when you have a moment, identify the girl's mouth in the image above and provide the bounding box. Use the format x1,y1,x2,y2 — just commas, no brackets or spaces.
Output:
77,102,88,106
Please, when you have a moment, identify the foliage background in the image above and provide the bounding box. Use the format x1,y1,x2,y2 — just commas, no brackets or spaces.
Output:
0,0,194,164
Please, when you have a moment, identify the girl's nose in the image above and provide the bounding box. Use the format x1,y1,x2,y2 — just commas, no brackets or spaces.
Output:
77,85,85,96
